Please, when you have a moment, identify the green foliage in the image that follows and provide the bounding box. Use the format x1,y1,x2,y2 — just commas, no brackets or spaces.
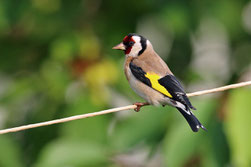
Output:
110,106,170,151
225,89,251,167
0,0,251,167
0,136,23,167
35,139,108,167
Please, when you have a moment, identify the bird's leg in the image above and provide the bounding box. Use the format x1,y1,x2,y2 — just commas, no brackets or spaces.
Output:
133,102,149,112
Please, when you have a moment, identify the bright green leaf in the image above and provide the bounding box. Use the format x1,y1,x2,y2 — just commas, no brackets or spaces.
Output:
224,88,251,167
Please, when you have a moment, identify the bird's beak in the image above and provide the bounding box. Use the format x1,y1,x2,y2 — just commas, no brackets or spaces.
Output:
112,42,125,50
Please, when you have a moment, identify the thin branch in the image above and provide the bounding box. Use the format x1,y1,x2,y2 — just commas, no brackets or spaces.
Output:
187,80,251,97
0,81,251,135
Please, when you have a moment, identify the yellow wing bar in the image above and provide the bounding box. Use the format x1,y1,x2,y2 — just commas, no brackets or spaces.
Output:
145,73,173,98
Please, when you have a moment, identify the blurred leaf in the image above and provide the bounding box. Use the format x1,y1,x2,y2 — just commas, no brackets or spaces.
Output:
84,60,119,105
36,139,109,167
110,106,171,151
50,34,78,62
212,0,242,36
40,60,71,101
199,139,220,167
31,0,61,13
160,4,191,36
60,94,109,143
206,120,230,167
224,88,251,167
77,32,101,60
0,136,23,167
0,2,9,33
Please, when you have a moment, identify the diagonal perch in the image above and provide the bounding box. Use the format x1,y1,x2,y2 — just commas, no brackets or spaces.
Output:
0,81,251,135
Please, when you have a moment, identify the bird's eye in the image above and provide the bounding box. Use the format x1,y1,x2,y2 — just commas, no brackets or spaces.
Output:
129,41,135,46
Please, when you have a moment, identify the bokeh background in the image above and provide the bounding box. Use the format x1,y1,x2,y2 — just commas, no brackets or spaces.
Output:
0,0,251,167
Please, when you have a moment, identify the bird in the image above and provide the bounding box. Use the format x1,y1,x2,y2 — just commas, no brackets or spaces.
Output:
112,33,206,132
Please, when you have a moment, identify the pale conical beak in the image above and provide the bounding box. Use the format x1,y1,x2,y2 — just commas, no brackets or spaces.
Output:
112,42,125,50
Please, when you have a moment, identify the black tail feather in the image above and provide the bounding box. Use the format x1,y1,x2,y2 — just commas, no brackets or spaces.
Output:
176,107,206,132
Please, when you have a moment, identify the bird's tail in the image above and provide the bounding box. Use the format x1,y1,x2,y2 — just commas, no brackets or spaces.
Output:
176,107,207,132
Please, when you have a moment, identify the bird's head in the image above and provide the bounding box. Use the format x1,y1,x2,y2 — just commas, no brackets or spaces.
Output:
112,33,149,57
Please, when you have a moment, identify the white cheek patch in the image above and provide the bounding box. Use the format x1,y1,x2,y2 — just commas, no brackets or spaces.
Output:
127,36,142,57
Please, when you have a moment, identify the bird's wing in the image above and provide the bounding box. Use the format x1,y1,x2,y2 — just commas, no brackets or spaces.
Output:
129,62,195,110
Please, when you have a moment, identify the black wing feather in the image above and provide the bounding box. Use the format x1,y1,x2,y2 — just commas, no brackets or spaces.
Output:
158,75,196,110
129,62,204,131
129,62,152,87
129,62,195,110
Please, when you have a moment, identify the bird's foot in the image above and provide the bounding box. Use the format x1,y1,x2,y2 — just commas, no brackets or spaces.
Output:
133,102,149,112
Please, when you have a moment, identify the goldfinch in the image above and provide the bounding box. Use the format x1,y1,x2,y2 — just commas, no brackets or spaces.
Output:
112,33,206,132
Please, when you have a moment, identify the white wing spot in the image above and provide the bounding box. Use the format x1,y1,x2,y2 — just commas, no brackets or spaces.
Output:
176,102,191,115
